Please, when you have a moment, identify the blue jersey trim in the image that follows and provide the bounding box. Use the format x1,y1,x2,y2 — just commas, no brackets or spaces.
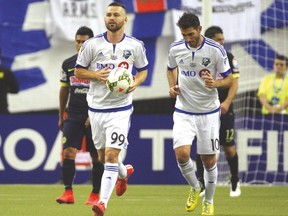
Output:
167,66,177,71
88,104,133,113
221,68,232,78
175,107,220,115
135,65,148,72
75,64,87,69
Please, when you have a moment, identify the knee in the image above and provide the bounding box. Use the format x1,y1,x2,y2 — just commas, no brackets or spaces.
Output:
63,147,77,159
105,148,119,163
175,149,190,164
201,155,217,170
223,146,236,158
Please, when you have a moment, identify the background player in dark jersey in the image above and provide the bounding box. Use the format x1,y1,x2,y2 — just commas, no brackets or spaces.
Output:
0,48,19,114
56,26,104,205
196,26,241,197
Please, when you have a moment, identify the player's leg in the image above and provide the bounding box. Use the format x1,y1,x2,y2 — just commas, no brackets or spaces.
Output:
56,115,84,204
196,153,205,196
196,112,220,215
173,112,202,212
85,126,104,205
116,155,134,196
220,114,241,197
91,109,132,215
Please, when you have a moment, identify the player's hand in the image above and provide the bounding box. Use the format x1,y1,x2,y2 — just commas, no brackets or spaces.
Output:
221,101,230,114
85,117,90,128
58,118,64,131
202,73,217,89
169,85,180,98
126,76,137,93
97,67,110,84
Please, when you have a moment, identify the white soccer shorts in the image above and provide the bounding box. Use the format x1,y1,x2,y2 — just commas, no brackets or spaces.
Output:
88,109,132,150
173,111,220,155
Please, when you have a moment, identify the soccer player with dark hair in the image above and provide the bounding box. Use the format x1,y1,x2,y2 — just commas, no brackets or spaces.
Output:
56,26,104,205
196,25,241,198
167,13,233,215
75,2,148,216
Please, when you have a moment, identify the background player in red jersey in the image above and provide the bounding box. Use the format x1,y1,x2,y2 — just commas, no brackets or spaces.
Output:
196,26,241,197
56,26,103,205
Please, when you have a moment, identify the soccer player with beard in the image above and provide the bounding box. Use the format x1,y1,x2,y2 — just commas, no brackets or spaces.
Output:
167,13,233,215
75,2,148,216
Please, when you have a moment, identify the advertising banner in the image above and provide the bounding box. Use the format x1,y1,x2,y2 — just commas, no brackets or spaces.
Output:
174,0,261,42
1,114,287,184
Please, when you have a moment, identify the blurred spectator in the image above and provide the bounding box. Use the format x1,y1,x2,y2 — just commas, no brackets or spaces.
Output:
0,48,19,114
257,55,288,114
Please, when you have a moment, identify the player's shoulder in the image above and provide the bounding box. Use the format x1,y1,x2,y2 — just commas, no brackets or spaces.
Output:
261,73,274,83
124,34,145,47
62,54,77,68
169,39,186,50
0,65,10,74
204,37,226,56
227,51,234,59
81,33,104,48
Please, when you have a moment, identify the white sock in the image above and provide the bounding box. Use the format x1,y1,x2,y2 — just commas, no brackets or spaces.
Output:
178,159,200,190
118,160,127,179
204,164,217,204
99,163,119,207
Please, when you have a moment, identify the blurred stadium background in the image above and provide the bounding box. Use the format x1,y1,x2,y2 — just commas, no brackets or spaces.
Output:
0,0,287,186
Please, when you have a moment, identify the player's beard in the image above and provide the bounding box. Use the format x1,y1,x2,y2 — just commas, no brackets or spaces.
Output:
106,22,124,33
187,36,200,48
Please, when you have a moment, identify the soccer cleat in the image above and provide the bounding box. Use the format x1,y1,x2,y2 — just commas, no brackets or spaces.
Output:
185,187,201,212
92,201,106,216
85,193,100,205
115,164,134,196
230,182,241,197
56,189,74,204
202,200,214,215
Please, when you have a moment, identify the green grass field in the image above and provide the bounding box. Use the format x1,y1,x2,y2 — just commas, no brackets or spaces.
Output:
0,184,287,216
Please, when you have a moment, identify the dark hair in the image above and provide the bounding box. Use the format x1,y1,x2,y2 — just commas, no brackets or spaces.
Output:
177,12,200,30
75,26,94,38
108,2,126,12
204,26,223,39
275,54,288,66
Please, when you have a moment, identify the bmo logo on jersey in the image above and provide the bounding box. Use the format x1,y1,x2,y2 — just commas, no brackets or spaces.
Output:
96,62,130,70
180,70,197,77
96,63,116,70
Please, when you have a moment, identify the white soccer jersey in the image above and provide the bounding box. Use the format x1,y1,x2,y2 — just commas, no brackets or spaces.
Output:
76,32,148,110
167,36,231,114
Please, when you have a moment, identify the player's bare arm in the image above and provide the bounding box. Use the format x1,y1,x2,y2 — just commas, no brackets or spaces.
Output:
221,77,238,114
75,67,110,83
59,86,69,131
259,94,283,114
167,68,179,98
127,69,148,93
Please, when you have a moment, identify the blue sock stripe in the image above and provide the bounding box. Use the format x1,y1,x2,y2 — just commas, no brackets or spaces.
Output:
178,159,191,167
105,165,119,172
206,165,217,172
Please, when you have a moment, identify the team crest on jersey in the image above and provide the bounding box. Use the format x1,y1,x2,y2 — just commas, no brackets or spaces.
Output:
123,50,132,59
202,57,211,67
